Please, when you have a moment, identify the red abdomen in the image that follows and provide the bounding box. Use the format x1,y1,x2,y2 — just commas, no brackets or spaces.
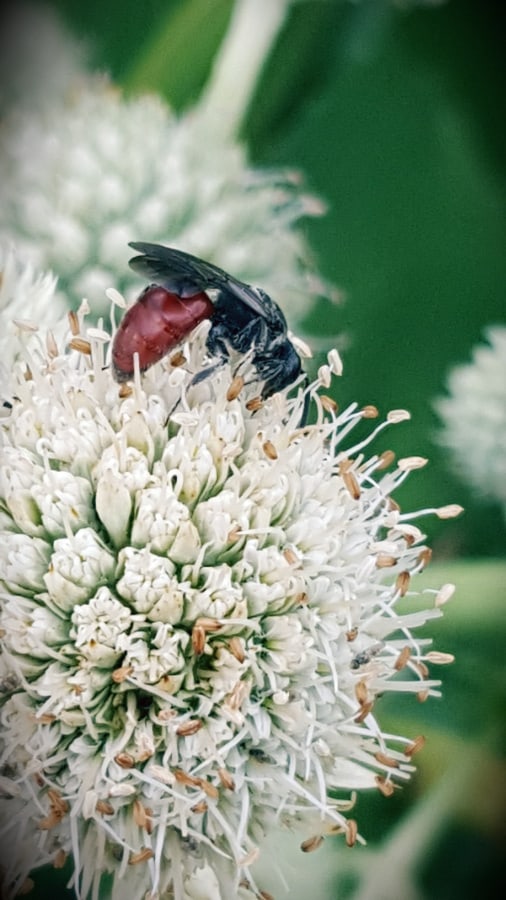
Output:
112,285,214,381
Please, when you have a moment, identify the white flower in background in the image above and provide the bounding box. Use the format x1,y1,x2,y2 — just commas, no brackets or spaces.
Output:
0,245,65,391
0,0,332,327
0,263,461,900
436,325,506,519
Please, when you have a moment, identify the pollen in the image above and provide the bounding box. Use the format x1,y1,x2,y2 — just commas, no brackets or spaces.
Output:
404,735,426,757
395,571,411,596
300,834,324,853
375,776,395,797
394,647,412,670
176,719,203,737
128,848,154,865
227,374,245,401
262,439,278,460
68,336,92,355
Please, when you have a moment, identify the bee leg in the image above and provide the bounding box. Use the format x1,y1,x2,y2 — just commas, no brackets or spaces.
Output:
189,360,226,387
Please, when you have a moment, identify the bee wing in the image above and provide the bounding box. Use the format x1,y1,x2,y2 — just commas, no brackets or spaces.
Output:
128,242,269,320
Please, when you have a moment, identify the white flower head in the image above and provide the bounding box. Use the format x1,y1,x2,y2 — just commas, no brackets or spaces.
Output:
0,261,461,899
0,3,332,328
436,325,506,519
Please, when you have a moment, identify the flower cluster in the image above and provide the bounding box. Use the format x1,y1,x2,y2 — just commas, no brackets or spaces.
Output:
0,266,459,899
436,326,506,520
0,23,330,326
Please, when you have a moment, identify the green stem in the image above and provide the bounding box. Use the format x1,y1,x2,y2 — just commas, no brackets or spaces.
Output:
350,749,480,900
198,0,293,140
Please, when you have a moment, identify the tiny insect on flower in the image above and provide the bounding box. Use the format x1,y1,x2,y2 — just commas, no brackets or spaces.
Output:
112,243,308,413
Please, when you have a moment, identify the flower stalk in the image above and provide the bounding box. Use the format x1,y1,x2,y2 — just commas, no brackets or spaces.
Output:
200,0,293,139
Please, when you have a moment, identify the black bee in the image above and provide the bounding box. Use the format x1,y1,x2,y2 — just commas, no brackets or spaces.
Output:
120,242,307,412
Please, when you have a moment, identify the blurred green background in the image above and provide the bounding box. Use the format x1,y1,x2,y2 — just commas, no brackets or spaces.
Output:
6,1,505,898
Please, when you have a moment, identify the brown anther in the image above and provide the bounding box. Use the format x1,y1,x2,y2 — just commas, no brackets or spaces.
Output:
192,624,206,656
68,337,92,355
218,768,236,791
228,636,245,662
128,848,154,865
395,571,411,597
354,701,373,723
35,713,56,724
119,383,133,398
374,751,399,768
387,497,401,513
197,778,219,799
343,469,361,500
227,526,242,543
53,849,67,869
404,531,416,547
191,800,208,814
377,449,396,470
245,396,263,412
38,811,61,830
195,617,222,633
34,773,45,787
283,548,299,566
425,651,455,665
169,350,187,367
295,592,308,605
345,819,358,847
226,374,244,401
174,769,200,788
17,878,34,895
418,547,432,568
112,664,133,683
258,892,275,900
46,331,59,358
320,394,338,414
68,310,80,335
376,554,397,568
394,647,412,671
413,660,429,678
24,365,33,381
114,752,135,769
375,776,395,797
262,439,278,460
225,679,250,710
96,799,114,816
361,404,379,419
354,680,368,706
417,690,430,703
338,457,353,474
47,789,69,817
404,735,426,758
176,719,203,737
346,627,358,642
133,799,153,834
300,834,324,853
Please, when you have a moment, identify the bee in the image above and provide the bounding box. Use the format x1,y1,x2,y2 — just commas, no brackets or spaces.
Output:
112,243,307,410
350,642,385,670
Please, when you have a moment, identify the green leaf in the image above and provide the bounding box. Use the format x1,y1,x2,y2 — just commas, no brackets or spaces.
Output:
122,0,234,109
